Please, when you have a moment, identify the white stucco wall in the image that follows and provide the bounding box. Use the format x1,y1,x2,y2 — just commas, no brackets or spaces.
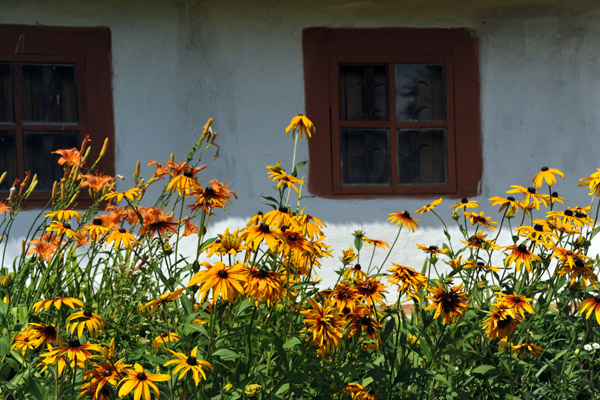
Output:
3,0,600,288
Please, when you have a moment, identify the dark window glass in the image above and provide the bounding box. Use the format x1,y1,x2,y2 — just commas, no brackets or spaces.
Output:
24,131,79,190
0,62,13,123
0,131,16,190
341,128,390,184
20,63,78,124
397,129,447,184
339,65,387,121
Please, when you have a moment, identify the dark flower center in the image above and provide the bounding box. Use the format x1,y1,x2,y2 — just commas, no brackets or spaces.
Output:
576,211,586,218
186,356,198,366
564,209,573,217
354,264,362,271
527,187,536,194
507,196,515,201
215,238,221,243
42,325,57,337
429,246,438,251
440,292,459,313
218,270,229,279
552,191,559,197
119,228,126,233
360,316,372,327
534,224,544,232
204,187,216,196
278,206,288,213
257,269,269,279
517,244,528,252
24,338,29,343
93,218,102,225
68,339,81,348
83,310,92,318
338,291,350,300
103,369,112,377
403,211,410,218
541,166,549,171
497,318,512,328
574,258,584,268
461,198,468,203
257,211,263,216
477,261,485,266
137,372,147,381
281,224,289,232
287,233,298,242
258,223,270,233
183,169,194,178
161,332,168,337
565,250,573,256
63,222,72,230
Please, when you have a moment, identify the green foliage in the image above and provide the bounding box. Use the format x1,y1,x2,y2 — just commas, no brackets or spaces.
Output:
0,119,599,400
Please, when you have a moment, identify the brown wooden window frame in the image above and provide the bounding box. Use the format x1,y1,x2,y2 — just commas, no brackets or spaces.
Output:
0,24,115,207
303,28,481,198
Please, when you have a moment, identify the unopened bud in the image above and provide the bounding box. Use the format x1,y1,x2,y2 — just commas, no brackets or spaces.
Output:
51,181,58,201
134,160,140,182
477,280,487,289
66,193,78,208
99,137,109,159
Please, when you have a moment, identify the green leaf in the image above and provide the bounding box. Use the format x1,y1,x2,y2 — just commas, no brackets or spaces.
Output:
26,377,44,398
212,348,241,360
0,336,10,357
471,365,496,375
283,337,301,349
275,383,290,395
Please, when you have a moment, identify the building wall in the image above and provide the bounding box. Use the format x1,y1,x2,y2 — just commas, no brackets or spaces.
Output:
2,0,600,286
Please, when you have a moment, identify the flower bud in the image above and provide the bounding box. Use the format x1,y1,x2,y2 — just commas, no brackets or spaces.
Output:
0,274,13,288
244,384,262,398
477,280,487,289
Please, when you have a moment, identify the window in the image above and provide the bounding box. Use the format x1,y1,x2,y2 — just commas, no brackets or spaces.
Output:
303,28,481,198
0,24,114,205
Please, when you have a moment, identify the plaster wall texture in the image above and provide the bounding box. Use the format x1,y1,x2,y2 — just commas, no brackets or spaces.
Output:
2,0,600,288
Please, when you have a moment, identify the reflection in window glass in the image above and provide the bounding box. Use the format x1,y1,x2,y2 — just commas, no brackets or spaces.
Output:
398,129,447,184
395,64,445,122
339,65,387,121
341,128,390,185
24,131,79,190
21,63,78,124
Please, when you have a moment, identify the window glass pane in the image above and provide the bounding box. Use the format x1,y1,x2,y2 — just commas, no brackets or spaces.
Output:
341,128,389,185
339,65,387,120
20,63,78,124
0,62,13,123
395,64,445,122
0,132,16,190
24,131,79,191
397,129,447,184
